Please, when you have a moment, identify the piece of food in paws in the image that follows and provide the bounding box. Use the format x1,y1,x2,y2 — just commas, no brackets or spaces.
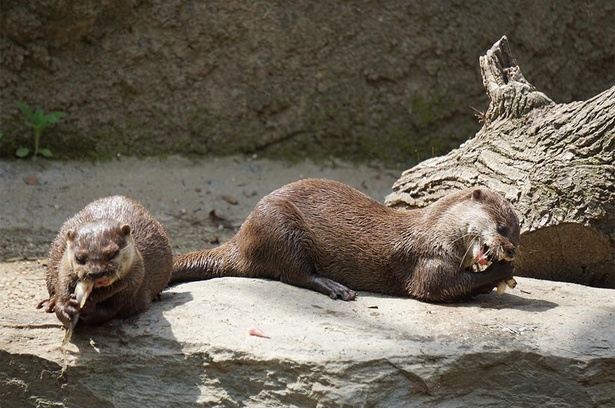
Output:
496,277,517,296
61,281,93,346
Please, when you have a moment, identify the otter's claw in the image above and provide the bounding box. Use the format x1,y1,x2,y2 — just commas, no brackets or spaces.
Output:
310,276,357,301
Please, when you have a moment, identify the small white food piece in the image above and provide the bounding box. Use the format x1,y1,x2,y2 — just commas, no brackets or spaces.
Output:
496,277,517,295
496,281,507,295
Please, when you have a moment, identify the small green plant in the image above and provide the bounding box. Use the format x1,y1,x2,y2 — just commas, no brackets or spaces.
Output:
17,102,67,159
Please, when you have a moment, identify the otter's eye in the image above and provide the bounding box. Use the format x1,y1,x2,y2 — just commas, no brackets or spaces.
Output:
75,254,87,265
497,223,509,236
107,250,119,260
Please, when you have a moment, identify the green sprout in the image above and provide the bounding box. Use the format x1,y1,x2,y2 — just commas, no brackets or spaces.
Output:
17,103,67,159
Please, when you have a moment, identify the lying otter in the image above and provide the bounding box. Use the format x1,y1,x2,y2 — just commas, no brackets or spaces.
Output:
37,195,173,329
171,179,520,302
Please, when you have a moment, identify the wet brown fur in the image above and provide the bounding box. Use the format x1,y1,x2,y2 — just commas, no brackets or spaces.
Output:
38,196,173,326
172,179,520,302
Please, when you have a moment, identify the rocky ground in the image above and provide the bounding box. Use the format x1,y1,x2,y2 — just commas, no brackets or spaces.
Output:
1,156,613,407
1,263,614,407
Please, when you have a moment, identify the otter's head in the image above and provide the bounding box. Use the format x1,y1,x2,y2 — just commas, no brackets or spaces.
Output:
64,219,136,288
449,188,520,271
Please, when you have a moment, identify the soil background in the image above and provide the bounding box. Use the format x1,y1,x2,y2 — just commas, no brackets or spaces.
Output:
0,155,400,261
1,1,614,165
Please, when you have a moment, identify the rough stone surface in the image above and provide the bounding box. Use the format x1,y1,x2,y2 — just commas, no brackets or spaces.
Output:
1,260,614,407
1,1,613,164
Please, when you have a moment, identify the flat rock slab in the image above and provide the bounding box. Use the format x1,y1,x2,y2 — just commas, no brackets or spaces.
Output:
1,261,613,407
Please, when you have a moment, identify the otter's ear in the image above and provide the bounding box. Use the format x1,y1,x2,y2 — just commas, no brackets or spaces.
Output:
66,229,75,241
120,224,131,236
472,189,483,201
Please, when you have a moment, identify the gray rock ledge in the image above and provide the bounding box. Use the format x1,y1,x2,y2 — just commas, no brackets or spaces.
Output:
1,263,614,407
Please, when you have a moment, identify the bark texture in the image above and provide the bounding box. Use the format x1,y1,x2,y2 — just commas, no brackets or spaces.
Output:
385,37,615,288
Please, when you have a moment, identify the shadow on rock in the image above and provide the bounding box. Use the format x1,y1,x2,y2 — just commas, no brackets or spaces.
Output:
0,349,113,407
58,289,200,407
448,292,559,312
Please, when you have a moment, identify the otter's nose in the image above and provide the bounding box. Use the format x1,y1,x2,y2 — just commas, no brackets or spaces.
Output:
504,246,516,259
87,269,111,280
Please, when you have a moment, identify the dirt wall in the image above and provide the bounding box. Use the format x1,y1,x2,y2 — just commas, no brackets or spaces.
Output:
1,0,613,165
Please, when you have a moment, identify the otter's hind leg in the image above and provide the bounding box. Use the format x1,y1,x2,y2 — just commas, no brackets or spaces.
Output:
250,200,357,301
289,269,357,301
273,231,357,301
314,277,357,301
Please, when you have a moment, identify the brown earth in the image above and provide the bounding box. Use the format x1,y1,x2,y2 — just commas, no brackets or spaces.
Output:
1,1,613,164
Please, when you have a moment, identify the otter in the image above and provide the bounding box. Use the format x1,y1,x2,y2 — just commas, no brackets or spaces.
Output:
171,179,520,302
37,195,173,328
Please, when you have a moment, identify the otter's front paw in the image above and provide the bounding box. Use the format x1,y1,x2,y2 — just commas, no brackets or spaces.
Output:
54,296,80,328
77,297,98,323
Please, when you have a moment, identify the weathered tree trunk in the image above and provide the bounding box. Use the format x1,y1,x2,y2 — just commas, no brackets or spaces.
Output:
385,36,615,288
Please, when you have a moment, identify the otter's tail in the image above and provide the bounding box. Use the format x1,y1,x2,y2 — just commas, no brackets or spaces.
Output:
170,243,239,284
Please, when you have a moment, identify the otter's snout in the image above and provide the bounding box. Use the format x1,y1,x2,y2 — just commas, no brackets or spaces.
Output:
504,246,516,259
77,263,116,281
86,269,114,280
501,243,516,261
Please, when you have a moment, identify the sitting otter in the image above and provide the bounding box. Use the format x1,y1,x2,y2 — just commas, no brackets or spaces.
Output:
171,179,519,302
37,195,173,328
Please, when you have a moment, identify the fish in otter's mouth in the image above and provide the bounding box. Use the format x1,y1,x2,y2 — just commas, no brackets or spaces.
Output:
473,242,515,269
471,243,517,295
472,243,499,271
